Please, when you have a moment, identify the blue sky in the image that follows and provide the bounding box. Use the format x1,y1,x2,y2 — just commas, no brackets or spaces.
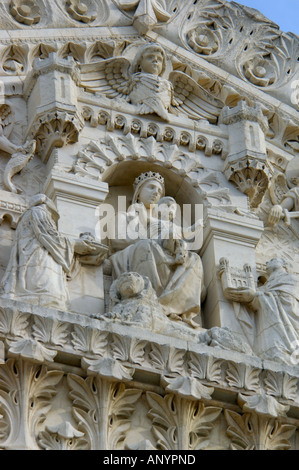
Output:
229,0,299,35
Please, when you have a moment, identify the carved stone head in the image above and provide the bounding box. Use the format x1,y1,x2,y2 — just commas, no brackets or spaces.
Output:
132,171,165,206
115,272,145,300
131,43,167,76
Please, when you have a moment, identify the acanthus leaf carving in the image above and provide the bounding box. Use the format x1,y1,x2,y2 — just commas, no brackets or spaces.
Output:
7,338,57,363
82,356,135,381
263,371,298,402
0,359,63,449
67,374,141,449
32,316,70,349
146,391,222,450
238,392,290,419
38,421,88,450
224,409,296,450
0,307,30,338
226,363,260,392
188,353,223,384
161,375,214,401
71,325,109,356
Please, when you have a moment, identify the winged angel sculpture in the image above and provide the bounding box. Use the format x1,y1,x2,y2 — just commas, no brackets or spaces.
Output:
80,42,223,123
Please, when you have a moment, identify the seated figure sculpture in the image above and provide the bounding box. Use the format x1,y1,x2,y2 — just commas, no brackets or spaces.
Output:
223,257,299,364
0,194,98,310
109,171,205,328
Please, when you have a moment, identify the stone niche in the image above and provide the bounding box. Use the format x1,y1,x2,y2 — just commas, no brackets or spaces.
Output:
0,0,298,452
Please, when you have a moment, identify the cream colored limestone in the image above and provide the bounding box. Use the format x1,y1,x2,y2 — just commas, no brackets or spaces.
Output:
0,0,298,451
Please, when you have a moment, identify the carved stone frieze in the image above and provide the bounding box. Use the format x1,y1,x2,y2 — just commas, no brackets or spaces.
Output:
0,297,298,449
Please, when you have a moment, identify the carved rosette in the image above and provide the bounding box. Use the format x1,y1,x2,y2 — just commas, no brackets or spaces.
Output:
187,27,219,56
66,0,97,23
243,55,277,88
9,0,41,25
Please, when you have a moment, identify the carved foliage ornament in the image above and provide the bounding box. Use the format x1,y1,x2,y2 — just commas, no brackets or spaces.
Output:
0,359,63,450
224,410,296,451
146,392,222,450
183,0,299,92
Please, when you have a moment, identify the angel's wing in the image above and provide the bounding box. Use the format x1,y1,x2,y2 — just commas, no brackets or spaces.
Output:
0,104,14,137
269,173,289,206
169,71,223,124
80,57,132,99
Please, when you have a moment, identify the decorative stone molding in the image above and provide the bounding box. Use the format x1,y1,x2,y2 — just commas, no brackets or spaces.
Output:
0,298,298,449
73,133,230,206
225,158,272,209
83,106,228,158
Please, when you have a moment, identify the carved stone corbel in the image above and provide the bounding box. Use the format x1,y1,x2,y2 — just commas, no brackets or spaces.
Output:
32,110,83,163
24,53,83,163
221,101,272,208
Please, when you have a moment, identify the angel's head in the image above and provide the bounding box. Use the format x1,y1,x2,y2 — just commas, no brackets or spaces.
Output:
132,43,167,76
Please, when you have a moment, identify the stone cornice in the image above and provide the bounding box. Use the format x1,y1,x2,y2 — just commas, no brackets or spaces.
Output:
1,297,299,416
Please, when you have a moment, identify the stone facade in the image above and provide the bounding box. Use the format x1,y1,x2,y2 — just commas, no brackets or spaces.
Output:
0,0,298,451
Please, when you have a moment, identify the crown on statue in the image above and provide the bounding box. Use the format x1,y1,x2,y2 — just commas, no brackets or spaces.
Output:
133,171,164,191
